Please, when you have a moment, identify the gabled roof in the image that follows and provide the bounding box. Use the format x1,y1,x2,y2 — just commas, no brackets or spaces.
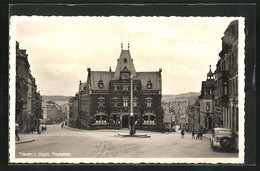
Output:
89,71,114,90
112,50,137,80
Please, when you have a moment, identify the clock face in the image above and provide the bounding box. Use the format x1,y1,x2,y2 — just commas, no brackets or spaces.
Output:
122,73,129,79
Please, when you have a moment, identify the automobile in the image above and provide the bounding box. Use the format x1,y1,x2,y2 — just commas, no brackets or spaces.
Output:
210,128,238,152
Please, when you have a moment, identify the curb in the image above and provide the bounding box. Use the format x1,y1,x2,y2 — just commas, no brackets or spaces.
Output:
16,139,35,144
64,125,86,132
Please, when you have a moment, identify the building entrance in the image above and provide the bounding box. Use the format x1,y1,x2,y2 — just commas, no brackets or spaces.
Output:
122,115,129,128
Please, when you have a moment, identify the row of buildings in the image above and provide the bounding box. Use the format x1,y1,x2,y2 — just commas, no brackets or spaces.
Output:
16,42,43,132
187,20,239,135
69,43,163,131
41,100,68,124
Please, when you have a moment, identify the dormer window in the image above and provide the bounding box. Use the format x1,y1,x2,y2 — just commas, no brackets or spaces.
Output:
124,58,127,63
98,80,103,89
147,81,152,89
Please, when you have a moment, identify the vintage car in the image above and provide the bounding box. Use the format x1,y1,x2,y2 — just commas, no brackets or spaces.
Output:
210,128,238,151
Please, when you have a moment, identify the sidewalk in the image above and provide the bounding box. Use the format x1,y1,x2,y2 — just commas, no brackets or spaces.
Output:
15,132,39,144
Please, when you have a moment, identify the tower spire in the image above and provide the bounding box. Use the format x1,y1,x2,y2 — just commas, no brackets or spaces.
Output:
128,35,130,50
121,35,123,50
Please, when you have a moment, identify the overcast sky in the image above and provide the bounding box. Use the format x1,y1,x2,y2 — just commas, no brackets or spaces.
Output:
13,16,237,96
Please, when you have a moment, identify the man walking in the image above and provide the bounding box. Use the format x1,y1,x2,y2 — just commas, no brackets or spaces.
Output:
181,129,185,138
192,130,195,139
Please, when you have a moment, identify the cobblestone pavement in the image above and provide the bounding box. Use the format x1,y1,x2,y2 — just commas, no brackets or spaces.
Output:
15,124,238,158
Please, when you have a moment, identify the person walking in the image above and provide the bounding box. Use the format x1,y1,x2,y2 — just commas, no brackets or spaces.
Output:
15,123,20,141
192,130,195,139
61,122,64,129
181,129,185,138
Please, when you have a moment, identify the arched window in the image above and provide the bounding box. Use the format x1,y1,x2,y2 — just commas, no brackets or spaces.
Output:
124,58,127,63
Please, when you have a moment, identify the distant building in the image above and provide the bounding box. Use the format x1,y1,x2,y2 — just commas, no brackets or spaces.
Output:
42,101,62,123
70,43,163,131
198,65,215,131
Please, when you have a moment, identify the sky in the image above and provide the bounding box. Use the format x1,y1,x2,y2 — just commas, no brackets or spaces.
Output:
12,16,237,96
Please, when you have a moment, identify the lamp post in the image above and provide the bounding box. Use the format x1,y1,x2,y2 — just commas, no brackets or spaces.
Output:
129,74,135,135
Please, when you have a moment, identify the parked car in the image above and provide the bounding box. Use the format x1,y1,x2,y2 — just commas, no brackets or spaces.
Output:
210,128,238,152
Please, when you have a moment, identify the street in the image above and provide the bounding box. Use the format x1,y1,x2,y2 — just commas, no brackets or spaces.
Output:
16,124,238,158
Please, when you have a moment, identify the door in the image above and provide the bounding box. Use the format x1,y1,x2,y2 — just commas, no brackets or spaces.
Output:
122,115,129,128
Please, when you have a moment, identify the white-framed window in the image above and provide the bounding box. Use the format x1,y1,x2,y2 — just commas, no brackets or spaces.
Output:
146,97,152,107
123,98,129,107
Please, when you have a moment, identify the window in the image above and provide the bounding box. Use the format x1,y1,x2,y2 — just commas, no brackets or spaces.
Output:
98,80,103,89
113,85,118,91
134,85,137,91
205,90,210,95
112,115,120,124
146,97,152,107
224,82,228,95
95,114,107,124
233,79,235,94
133,97,138,107
98,97,105,107
147,81,152,89
112,96,118,107
236,77,238,94
143,114,156,124
122,85,129,91
206,102,210,111
124,58,127,63
123,97,129,107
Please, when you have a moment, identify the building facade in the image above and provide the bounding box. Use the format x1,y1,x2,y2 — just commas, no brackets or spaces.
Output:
70,44,163,131
197,20,238,134
214,20,238,132
16,41,42,132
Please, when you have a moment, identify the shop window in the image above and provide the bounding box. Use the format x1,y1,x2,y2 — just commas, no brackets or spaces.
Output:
95,114,107,124
143,114,156,125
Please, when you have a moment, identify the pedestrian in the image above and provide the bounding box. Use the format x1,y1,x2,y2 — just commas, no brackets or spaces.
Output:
181,129,185,138
61,123,64,129
15,123,20,141
192,130,195,139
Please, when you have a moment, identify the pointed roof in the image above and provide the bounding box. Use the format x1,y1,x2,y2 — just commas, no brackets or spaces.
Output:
112,50,137,80
207,65,213,79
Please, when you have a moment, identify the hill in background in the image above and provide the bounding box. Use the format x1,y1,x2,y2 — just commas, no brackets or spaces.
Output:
162,92,200,103
42,95,72,105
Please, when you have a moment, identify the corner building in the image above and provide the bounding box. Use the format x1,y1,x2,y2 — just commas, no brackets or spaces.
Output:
82,45,162,131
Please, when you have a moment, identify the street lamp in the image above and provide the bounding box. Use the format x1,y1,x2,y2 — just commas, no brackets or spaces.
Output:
129,74,135,135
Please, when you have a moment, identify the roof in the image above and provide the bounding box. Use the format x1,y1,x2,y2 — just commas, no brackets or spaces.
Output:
136,72,161,90
90,71,114,90
113,50,137,80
